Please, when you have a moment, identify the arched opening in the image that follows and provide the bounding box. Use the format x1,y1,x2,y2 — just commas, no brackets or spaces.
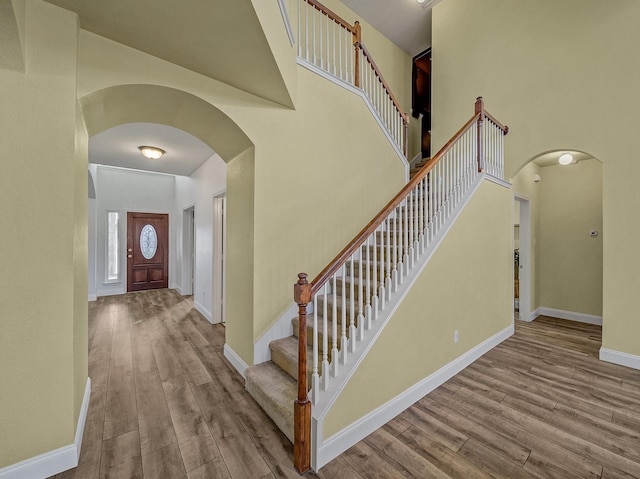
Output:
511,150,603,328
81,84,254,328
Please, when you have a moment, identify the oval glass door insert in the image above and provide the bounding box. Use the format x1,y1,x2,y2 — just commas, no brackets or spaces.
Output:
140,224,158,259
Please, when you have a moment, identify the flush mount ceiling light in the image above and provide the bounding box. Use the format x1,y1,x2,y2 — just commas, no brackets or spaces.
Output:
138,146,165,160
417,0,441,9
558,153,574,165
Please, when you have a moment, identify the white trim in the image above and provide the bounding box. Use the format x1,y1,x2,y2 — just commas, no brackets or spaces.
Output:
88,293,97,301
96,287,126,297
277,0,295,46
223,344,248,378
297,57,409,180
0,378,91,479
486,174,512,189
312,173,486,421
537,307,602,325
194,299,213,323
600,348,640,371
313,325,514,470
529,307,541,322
254,302,296,364
171,283,183,295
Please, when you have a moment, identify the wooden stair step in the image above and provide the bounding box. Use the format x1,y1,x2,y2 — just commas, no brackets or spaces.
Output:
245,361,296,443
270,335,329,388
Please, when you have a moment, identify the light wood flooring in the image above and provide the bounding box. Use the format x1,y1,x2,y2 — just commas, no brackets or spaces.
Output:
51,290,640,478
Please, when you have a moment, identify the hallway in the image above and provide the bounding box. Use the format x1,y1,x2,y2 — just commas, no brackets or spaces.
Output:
51,290,640,478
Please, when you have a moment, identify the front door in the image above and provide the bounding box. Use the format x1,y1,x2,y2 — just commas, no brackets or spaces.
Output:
127,212,169,292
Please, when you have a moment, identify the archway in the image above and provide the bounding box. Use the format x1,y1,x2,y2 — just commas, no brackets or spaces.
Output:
511,150,603,327
81,84,255,336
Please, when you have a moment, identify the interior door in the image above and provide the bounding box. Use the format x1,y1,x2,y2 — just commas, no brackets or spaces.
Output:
127,212,169,292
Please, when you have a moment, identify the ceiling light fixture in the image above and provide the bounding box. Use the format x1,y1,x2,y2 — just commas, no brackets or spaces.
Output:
138,146,165,160
416,0,441,9
558,153,573,165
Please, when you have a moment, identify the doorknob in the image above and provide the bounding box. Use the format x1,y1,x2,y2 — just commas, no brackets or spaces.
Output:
128,248,132,252
128,254,132,258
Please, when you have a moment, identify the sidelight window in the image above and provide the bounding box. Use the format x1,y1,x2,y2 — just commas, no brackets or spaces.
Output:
107,211,119,281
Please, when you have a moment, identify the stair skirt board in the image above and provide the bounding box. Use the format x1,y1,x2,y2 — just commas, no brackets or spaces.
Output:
312,324,514,470
254,302,297,364
0,378,91,479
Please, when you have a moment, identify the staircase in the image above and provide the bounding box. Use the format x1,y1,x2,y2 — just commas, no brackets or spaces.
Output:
245,211,407,443
410,157,430,179
243,97,508,472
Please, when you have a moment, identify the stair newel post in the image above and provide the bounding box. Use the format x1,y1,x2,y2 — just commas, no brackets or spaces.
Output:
475,96,484,173
353,21,361,88
294,273,312,474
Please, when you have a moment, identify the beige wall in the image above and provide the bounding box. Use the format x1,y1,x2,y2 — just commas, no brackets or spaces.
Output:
539,159,603,316
324,179,513,438
432,0,639,356
0,0,85,467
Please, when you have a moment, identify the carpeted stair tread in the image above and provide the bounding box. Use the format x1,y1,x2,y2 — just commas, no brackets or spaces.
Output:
245,361,296,443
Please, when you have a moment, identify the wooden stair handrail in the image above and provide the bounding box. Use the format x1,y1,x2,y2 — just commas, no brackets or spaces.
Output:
357,42,410,125
304,0,357,33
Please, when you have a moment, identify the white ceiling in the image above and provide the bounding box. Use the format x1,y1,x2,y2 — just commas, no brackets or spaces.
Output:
342,0,433,56
532,151,594,168
89,123,215,177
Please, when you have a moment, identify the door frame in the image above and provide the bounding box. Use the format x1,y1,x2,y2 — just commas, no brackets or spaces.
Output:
212,193,226,324
514,194,532,322
181,205,196,295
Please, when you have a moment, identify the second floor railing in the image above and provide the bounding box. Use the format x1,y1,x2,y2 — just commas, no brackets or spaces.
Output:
297,0,409,156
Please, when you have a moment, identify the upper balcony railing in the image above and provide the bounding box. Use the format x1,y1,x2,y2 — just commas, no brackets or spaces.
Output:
297,0,409,156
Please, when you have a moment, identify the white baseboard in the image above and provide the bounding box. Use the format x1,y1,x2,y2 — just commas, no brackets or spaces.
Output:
96,288,126,297
194,299,212,323
600,348,640,371
88,293,97,302
537,307,602,326
254,302,296,364
0,377,91,479
529,307,541,322
313,324,514,470
171,283,182,295
224,344,249,379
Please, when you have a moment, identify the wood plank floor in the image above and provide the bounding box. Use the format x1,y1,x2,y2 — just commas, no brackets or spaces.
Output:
51,290,640,478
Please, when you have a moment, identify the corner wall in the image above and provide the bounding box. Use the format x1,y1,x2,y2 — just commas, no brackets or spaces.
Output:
0,0,86,468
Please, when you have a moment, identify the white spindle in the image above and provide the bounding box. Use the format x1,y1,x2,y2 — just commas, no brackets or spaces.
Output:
349,257,356,352
312,293,319,404
357,247,364,340
372,231,379,320
379,222,386,309
365,238,371,330
331,275,338,377
340,264,347,364
322,284,329,390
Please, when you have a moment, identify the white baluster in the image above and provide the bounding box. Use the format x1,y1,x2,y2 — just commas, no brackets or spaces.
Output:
408,187,415,268
403,198,410,276
365,238,372,330
372,231,379,320
357,247,365,341
322,284,329,390
378,222,386,310
297,0,301,57
392,210,399,291
304,0,309,61
340,264,347,364
385,217,392,300
331,275,338,377
349,257,356,352
312,293,319,404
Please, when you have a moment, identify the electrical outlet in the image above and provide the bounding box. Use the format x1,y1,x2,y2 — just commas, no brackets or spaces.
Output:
454,330,459,343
